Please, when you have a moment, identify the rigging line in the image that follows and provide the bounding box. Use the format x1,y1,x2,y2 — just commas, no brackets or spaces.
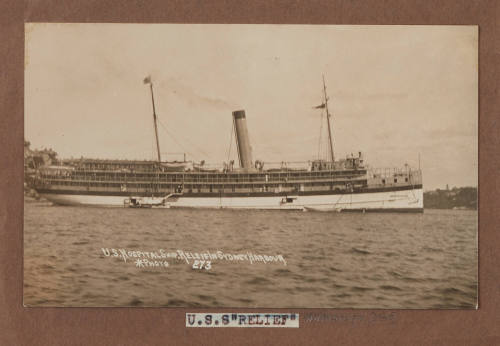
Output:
155,118,199,161
317,109,324,160
158,119,210,157
226,118,234,163
152,129,155,161
151,118,157,161
156,117,212,159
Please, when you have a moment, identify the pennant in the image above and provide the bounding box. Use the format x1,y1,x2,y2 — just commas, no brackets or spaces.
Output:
143,76,152,84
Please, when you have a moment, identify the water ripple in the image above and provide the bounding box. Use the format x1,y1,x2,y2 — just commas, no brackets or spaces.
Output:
24,202,477,308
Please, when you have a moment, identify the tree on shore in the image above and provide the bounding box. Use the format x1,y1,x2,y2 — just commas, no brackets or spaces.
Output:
424,187,477,210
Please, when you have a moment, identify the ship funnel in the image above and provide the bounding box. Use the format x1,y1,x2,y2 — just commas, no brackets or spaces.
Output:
232,110,253,170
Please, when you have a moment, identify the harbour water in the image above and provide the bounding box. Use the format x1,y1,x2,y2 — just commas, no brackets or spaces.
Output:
24,199,477,308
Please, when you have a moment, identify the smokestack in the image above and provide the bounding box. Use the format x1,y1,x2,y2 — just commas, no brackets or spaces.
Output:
232,110,253,170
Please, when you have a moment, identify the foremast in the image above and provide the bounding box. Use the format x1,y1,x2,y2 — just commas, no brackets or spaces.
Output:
144,76,162,164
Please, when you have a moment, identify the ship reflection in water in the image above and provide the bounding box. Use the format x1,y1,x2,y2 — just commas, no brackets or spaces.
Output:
24,201,477,308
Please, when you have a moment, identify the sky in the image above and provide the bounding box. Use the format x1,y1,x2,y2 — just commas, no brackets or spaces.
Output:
25,24,477,190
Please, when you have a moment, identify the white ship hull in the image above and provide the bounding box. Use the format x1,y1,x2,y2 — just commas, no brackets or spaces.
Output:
40,188,423,212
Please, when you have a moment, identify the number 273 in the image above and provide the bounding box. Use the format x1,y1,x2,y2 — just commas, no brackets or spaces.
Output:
192,260,211,270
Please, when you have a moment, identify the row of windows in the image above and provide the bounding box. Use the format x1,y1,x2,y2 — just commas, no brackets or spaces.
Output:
54,170,367,180
44,175,367,184
53,181,367,189
381,177,409,184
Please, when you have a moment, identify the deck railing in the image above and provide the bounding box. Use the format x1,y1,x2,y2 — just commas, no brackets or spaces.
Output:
36,169,368,185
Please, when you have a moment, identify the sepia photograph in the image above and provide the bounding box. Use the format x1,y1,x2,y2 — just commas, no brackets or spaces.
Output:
24,23,477,308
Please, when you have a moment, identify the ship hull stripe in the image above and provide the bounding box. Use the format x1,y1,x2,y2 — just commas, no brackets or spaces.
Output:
38,188,424,212
36,184,422,197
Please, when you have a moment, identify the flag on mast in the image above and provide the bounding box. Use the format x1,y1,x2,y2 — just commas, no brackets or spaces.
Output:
143,75,152,84
313,103,326,109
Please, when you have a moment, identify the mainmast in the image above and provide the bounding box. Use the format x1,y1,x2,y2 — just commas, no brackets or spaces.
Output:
322,75,335,163
144,76,162,164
